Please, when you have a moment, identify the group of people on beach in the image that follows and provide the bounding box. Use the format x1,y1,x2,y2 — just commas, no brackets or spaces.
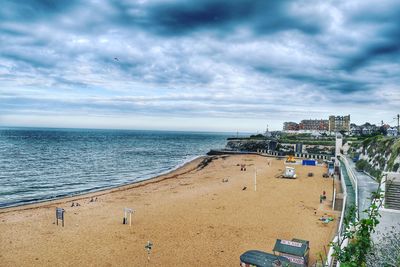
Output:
70,197,97,207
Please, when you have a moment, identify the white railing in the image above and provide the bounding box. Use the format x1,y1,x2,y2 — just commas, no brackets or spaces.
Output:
339,155,358,209
326,191,348,267
325,236,338,266
325,155,360,267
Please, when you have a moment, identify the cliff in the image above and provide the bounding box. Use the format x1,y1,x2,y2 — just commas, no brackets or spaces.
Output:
353,136,400,177
225,139,277,152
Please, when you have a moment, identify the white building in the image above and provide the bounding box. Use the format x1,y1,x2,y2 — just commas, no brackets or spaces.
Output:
335,133,343,157
387,127,398,137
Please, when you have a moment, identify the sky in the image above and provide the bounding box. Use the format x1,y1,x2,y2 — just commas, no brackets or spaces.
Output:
0,0,399,132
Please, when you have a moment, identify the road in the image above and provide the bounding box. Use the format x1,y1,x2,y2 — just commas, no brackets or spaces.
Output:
345,157,378,219
344,156,400,239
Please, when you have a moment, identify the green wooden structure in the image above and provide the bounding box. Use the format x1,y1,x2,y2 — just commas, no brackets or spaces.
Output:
240,250,291,267
272,239,310,266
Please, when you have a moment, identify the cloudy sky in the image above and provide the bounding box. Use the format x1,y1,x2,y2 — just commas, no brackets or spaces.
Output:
1,0,399,132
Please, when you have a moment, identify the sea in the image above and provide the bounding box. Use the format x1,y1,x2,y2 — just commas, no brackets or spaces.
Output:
0,127,232,208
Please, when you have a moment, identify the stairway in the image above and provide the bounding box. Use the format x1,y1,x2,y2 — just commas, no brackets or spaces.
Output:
385,181,400,210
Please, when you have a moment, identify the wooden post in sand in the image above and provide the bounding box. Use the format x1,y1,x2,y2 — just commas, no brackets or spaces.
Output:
254,169,257,192
123,208,134,226
56,208,65,227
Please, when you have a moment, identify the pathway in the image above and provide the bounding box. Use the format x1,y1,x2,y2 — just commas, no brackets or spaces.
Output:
344,156,400,239
345,157,378,219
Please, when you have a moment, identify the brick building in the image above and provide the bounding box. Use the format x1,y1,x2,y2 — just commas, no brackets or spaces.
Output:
299,119,329,131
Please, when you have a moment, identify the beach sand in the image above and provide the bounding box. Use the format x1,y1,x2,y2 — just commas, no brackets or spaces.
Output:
0,155,340,266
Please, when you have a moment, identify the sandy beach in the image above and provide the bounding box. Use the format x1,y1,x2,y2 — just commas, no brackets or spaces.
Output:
0,154,339,266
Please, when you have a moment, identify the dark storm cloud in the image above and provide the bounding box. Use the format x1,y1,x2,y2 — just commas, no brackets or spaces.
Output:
109,0,324,36
342,29,400,71
0,0,399,129
340,0,400,71
1,51,56,69
284,73,370,94
0,0,78,21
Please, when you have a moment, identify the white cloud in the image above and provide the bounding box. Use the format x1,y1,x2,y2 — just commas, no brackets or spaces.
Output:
0,0,399,131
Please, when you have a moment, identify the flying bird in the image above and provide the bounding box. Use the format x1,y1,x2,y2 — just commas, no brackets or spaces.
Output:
114,57,119,61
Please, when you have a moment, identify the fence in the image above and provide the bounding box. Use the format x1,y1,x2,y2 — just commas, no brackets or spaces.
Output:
325,155,359,267
256,149,332,160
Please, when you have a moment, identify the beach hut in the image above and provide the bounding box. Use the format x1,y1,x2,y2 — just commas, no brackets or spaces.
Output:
283,167,297,179
240,250,291,267
272,239,310,267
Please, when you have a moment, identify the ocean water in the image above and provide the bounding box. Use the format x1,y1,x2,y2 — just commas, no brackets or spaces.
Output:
0,128,231,208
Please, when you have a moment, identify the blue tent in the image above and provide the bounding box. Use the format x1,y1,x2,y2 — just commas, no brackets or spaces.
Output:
302,160,316,166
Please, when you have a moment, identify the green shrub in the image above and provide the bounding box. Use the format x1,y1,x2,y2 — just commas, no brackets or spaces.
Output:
356,159,382,178
377,156,386,169
356,159,368,171
387,140,400,171
362,136,376,147
393,163,400,172
249,134,266,139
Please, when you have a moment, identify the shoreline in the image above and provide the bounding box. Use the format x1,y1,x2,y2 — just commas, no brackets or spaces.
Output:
0,155,208,214
0,154,339,266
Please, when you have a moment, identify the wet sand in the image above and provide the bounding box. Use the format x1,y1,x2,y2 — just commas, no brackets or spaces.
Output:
0,155,339,266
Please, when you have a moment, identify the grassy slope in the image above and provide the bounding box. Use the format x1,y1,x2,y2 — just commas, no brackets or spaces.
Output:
352,136,400,177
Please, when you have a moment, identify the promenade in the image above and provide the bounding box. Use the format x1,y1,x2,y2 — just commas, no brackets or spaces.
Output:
344,157,400,239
